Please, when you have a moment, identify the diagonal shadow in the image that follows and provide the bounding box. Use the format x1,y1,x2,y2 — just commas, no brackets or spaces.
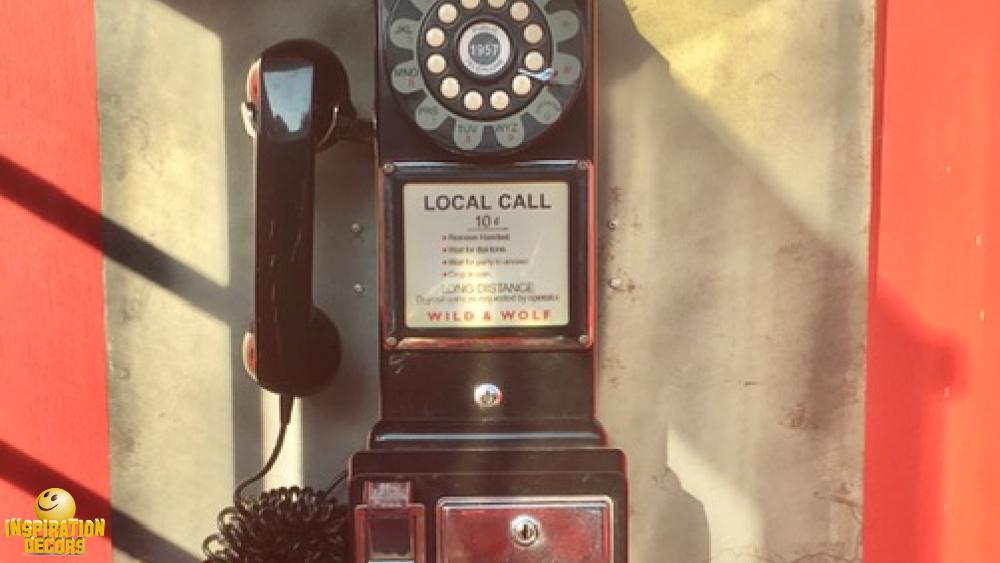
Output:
0,151,240,560
0,155,236,323
0,440,199,563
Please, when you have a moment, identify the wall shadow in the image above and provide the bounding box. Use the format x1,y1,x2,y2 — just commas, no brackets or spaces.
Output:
864,291,958,563
0,156,232,320
596,0,874,561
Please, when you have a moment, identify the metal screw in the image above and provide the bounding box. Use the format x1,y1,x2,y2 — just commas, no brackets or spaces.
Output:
474,383,503,409
352,283,365,294
608,219,619,231
608,278,623,290
578,334,592,346
510,515,541,548
381,162,397,175
350,223,363,234
384,336,398,348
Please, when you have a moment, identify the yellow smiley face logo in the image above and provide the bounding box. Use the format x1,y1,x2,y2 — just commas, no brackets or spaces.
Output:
34,488,76,521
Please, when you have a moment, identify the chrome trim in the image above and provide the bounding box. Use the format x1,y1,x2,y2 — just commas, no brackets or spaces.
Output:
436,495,614,563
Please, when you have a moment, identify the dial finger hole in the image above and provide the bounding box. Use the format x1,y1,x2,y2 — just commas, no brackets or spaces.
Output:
426,54,447,74
510,1,531,22
438,3,459,24
464,90,484,111
461,0,481,9
488,0,507,7
490,90,511,111
441,76,462,99
523,23,544,45
524,51,545,72
512,75,532,96
426,27,447,48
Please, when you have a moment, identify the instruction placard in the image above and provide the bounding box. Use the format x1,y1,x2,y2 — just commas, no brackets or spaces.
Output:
403,181,569,328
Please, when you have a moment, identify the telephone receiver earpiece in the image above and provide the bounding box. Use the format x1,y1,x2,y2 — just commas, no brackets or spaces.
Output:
241,39,359,398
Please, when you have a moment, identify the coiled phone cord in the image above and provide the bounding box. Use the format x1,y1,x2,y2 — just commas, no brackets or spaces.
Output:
203,396,349,563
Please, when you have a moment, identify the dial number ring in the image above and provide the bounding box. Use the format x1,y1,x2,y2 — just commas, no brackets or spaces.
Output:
384,0,587,155
417,1,553,121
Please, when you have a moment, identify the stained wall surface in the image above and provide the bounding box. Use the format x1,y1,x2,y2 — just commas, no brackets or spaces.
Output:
95,0,873,561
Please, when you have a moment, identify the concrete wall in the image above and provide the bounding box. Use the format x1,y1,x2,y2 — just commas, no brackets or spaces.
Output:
95,0,872,561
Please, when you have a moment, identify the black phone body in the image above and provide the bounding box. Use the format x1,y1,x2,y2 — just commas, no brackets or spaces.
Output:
349,1,628,561
374,0,599,447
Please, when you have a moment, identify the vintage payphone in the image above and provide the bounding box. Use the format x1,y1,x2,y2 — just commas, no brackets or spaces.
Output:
209,1,627,561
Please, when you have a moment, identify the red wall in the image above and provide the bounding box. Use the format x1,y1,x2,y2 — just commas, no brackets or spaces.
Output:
865,0,1000,561
0,1,111,561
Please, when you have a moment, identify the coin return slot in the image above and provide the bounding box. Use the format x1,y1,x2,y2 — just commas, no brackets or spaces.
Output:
367,516,415,560
355,482,426,563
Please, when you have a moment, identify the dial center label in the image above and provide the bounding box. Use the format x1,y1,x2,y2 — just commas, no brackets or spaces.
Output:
404,181,569,328
458,22,512,77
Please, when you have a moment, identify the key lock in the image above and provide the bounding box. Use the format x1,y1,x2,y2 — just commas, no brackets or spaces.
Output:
510,515,542,547
225,2,627,562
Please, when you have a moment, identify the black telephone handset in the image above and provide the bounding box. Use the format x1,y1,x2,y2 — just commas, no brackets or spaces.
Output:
242,40,363,401
210,3,627,562
203,41,369,563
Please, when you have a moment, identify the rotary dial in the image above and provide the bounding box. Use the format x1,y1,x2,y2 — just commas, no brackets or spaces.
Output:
385,0,587,155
